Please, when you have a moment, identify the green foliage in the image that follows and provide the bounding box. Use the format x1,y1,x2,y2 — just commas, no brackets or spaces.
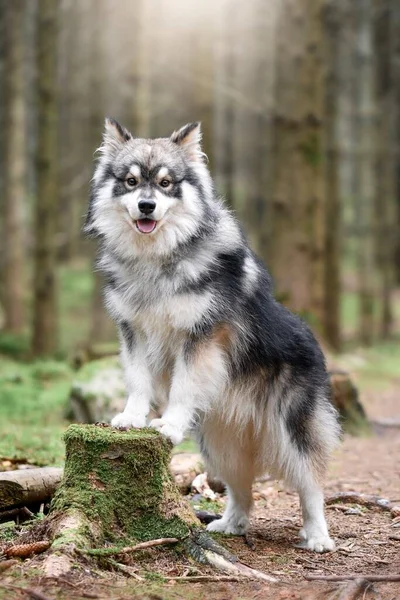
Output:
0,357,72,465
0,522,17,543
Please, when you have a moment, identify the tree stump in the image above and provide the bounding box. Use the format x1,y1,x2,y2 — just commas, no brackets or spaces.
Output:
42,424,276,581
329,371,370,435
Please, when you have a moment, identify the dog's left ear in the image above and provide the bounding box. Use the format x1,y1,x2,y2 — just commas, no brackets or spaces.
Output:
170,122,203,162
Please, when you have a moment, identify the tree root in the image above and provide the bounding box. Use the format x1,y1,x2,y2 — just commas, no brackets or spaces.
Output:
305,574,400,582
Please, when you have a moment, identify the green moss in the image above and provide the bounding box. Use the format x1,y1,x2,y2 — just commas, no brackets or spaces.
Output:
51,425,198,546
0,522,17,542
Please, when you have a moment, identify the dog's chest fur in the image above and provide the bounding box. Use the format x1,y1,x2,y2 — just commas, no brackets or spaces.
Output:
103,251,212,370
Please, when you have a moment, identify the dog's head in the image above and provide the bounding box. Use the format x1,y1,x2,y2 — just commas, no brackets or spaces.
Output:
86,118,213,259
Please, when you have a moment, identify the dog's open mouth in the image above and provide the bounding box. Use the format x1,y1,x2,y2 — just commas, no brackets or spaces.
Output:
135,219,157,234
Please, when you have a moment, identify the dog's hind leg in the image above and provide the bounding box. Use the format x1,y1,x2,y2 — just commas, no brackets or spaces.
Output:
297,478,335,552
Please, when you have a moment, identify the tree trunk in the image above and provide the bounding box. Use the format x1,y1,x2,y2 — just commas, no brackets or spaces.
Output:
353,0,377,345
32,0,59,356
269,0,326,332
2,0,27,334
374,0,399,337
324,1,342,351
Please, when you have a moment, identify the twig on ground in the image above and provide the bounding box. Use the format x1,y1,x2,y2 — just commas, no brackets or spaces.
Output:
79,537,180,557
168,575,243,582
325,492,400,517
337,579,369,600
388,535,400,541
305,574,400,583
106,558,144,581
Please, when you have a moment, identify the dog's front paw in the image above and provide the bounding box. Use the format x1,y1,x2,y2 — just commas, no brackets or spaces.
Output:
111,412,147,429
206,515,249,535
149,418,184,445
297,527,335,553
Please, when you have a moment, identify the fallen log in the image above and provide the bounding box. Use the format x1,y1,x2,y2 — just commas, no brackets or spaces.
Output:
40,424,277,582
0,467,63,511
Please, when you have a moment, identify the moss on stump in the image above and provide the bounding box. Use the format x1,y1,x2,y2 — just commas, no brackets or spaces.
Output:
50,424,198,546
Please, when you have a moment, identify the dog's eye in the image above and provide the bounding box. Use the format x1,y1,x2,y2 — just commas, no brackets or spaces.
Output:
126,177,138,187
159,179,171,188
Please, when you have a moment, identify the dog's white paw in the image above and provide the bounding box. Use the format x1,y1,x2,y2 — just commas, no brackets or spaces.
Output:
298,527,335,553
206,515,249,535
149,418,184,445
111,412,147,429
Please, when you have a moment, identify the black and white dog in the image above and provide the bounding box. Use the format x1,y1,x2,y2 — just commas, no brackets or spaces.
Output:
85,119,340,552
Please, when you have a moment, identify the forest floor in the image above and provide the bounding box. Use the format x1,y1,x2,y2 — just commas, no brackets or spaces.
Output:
1,341,400,599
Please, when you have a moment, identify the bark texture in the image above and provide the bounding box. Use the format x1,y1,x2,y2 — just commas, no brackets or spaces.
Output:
0,467,63,510
2,0,27,333
32,0,59,356
269,0,326,331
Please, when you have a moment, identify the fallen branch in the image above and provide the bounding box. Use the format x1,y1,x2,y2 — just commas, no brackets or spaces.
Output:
79,537,180,557
106,558,145,581
305,574,400,582
168,575,243,582
389,535,400,541
325,492,400,517
0,468,63,510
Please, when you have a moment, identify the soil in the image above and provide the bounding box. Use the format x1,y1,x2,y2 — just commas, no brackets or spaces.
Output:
1,381,399,599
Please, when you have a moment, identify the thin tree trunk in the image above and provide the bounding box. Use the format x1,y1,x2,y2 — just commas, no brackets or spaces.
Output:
2,0,27,334
324,1,342,351
32,0,59,356
353,0,377,345
374,0,397,338
269,0,326,331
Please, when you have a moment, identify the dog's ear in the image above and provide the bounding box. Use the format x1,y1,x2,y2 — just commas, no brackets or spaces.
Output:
100,117,132,156
170,122,204,162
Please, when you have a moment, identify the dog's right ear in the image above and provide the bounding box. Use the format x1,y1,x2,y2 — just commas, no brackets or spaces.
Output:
99,117,132,157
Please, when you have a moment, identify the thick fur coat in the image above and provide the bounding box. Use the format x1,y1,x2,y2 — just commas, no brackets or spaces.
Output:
85,119,341,552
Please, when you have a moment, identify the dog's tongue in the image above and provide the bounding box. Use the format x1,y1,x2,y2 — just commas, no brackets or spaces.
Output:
136,219,156,233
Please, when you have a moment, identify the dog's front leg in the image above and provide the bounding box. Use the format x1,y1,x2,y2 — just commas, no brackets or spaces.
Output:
150,344,225,445
111,326,152,429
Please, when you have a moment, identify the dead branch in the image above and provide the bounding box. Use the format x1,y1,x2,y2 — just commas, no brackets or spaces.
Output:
325,492,400,517
305,574,400,582
80,537,180,557
106,558,144,580
168,575,243,582
389,535,400,541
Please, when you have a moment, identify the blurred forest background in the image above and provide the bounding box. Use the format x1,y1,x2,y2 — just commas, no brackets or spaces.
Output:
0,0,400,361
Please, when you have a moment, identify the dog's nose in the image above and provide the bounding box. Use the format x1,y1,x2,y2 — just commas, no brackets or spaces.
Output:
138,200,156,215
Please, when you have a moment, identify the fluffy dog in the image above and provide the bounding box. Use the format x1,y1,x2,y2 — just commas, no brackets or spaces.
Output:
85,118,340,552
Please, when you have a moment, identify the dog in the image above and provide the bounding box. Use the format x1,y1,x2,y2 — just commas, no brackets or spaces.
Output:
85,118,340,552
